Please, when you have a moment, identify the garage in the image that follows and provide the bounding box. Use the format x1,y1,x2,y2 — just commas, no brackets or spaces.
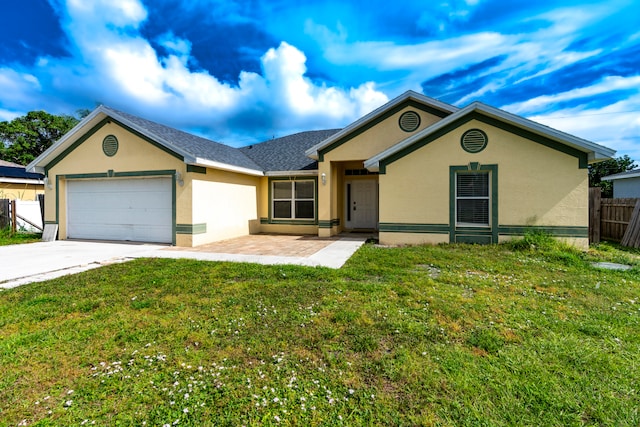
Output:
67,177,173,243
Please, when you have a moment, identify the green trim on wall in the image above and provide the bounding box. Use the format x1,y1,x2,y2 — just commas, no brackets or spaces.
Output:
267,176,319,225
260,217,269,224
176,223,207,234
378,223,587,239
44,117,184,176
44,220,57,225
54,170,178,245
378,111,588,174
498,225,588,238
449,164,498,244
318,99,452,161
318,218,340,229
379,223,449,233
187,165,207,174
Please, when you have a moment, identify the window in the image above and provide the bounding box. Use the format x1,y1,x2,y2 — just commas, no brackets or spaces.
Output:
272,180,315,219
456,172,489,226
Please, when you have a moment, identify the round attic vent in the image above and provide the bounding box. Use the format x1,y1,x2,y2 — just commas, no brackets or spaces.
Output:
461,129,488,153
102,135,119,157
399,111,421,132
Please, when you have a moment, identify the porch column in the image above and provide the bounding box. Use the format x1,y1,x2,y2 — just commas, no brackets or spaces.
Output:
317,161,337,237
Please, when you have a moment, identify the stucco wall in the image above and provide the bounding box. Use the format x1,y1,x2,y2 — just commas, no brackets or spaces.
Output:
190,169,260,246
379,119,588,247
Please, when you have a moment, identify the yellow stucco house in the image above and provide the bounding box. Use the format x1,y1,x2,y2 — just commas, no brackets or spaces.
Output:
0,160,44,200
27,91,614,248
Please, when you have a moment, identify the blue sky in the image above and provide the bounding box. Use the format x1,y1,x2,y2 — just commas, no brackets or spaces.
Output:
1,0,639,160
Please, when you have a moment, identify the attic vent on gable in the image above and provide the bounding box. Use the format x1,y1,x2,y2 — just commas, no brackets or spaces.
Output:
399,111,421,132
102,135,119,157
461,129,488,153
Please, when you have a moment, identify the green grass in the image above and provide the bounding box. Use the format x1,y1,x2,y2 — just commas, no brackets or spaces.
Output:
0,228,41,246
1,239,639,426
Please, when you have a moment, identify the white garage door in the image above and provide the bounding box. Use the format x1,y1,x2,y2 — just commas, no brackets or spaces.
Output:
67,177,172,243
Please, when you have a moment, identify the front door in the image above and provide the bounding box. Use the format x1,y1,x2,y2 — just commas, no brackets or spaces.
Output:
345,179,378,229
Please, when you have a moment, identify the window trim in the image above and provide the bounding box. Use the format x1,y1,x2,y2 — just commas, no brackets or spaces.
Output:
455,171,490,227
449,164,498,244
268,177,318,223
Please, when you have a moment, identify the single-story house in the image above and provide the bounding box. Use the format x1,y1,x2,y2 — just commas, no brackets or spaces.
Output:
26,91,615,248
601,169,640,198
0,160,44,200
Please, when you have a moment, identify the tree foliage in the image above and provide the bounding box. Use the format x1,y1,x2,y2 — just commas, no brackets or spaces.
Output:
588,155,637,197
0,110,79,165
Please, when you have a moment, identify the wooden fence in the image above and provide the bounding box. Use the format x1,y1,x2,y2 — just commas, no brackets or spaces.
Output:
589,187,640,244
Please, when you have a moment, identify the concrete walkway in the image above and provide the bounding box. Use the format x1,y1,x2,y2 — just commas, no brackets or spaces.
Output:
0,235,367,289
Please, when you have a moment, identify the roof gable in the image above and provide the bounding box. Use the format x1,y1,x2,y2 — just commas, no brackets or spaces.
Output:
28,106,264,176
305,90,458,161
364,102,616,173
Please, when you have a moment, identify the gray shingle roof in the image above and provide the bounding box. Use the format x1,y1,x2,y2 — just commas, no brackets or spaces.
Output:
240,129,341,171
102,106,263,172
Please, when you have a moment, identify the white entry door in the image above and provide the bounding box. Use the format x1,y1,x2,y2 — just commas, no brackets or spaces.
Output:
345,180,378,229
67,177,173,243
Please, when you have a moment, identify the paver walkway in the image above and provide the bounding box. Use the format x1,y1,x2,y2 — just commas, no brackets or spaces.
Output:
166,234,340,257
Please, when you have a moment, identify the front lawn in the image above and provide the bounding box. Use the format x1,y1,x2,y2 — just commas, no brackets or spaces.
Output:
0,229,41,246
1,239,638,426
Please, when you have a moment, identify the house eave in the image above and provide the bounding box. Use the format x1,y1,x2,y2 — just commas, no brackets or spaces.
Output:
0,177,44,185
189,158,264,176
264,170,318,177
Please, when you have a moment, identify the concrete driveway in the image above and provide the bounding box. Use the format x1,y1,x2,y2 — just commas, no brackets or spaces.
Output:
0,235,367,289
0,240,165,289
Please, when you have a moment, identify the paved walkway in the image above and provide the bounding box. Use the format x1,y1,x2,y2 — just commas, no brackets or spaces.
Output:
0,234,367,289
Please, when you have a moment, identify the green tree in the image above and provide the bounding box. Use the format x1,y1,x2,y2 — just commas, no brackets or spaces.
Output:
0,110,79,165
588,155,637,197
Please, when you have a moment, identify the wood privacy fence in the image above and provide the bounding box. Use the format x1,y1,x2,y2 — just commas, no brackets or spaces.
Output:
589,187,640,244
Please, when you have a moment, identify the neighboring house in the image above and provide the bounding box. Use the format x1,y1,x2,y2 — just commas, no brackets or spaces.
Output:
601,169,640,198
27,91,615,248
0,160,45,200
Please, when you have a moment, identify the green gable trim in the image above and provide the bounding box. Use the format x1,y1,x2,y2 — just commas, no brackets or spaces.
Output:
46,118,110,175
318,99,452,161
54,169,178,245
176,223,207,235
378,111,588,174
498,225,588,238
108,117,184,161
44,117,184,176
449,164,498,244
379,223,449,233
187,165,207,174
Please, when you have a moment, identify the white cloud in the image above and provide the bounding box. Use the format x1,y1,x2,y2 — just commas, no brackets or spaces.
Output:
507,76,640,161
10,0,389,143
